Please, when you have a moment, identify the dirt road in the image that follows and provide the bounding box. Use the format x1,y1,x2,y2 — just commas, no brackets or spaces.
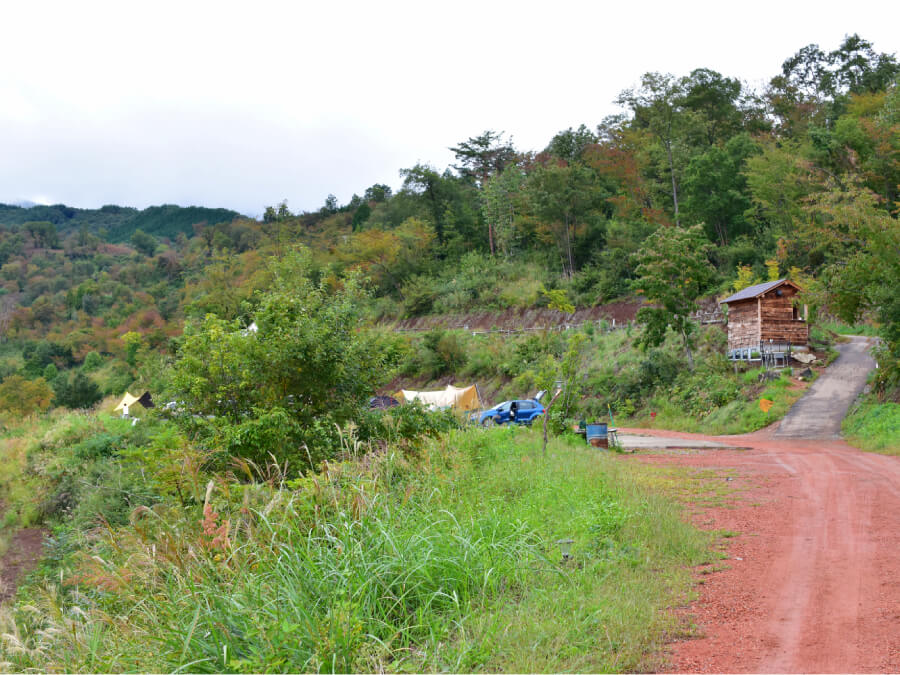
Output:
636,431,900,672
619,335,898,672
617,336,899,671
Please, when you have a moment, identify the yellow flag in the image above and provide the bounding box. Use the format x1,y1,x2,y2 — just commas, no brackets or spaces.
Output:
759,398,773,413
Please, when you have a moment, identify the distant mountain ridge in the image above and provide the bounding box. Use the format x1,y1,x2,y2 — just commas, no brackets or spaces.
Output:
0,202,240,242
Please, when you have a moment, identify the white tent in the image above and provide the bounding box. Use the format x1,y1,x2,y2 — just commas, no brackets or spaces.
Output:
396,384,482,412
113,392,140,415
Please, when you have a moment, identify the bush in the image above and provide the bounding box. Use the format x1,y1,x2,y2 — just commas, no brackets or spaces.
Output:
169,249,398,474
53,372,102,409
0,375,54,417
82,350,103,372
404,330,468,379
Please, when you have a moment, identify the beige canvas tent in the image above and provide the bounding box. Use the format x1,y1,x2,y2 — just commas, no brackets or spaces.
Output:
114,391,154,416
396,384,482,412
114,392,140,414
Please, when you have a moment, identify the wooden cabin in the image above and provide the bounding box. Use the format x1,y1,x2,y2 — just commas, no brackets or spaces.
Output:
720,279,808,354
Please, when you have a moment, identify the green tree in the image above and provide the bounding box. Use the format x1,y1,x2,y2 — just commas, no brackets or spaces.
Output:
24,221,59,248
743,139,813,237
545,124,598,162
122,331,143,368
0,375,54,417
541,334,587,455
336,218,435,295
400,164,480,253
800,184,900,394
632,225,716,368
682,133,760,245
617,73,702,225
768,34,899,135
53,371,102,409
526,163,606,278
450,130,517,188
481,165,526,257
83,351,103,371
130,228,158,256
450,131,518,255
42,363,58,381
170,248,396,470
679,68,746,145
363,184,392,202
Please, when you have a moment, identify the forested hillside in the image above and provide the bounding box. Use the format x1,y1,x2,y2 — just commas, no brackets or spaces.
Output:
0,203,239,242
2,34,896,407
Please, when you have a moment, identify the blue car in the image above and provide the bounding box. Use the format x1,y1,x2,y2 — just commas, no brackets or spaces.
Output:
479,398,545,426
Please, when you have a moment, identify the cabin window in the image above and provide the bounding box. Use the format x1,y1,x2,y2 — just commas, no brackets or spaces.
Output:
792,305,799,320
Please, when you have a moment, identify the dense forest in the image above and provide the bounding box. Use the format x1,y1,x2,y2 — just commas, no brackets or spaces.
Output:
0,33,896,673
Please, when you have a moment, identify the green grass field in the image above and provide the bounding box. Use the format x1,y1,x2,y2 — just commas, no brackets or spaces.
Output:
0,418,717,672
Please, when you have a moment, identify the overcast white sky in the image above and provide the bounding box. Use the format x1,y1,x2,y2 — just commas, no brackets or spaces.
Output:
1,0,897,217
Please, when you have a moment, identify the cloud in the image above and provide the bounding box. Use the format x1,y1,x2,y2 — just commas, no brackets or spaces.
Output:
1,0,897,213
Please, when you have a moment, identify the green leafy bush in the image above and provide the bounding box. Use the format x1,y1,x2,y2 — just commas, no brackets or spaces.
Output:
52,372,102,409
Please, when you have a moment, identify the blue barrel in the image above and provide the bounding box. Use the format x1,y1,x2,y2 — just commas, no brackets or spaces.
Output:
586,423,608,448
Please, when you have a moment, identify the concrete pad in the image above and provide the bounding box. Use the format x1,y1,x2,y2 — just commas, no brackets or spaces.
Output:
617,434,737,450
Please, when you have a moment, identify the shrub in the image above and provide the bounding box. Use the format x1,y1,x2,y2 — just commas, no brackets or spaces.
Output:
53,371,102,409
0,375,54,417
169,249,398,474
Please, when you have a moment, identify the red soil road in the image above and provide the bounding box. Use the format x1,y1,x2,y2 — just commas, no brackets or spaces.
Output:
622,426,900,673
0,528,46,604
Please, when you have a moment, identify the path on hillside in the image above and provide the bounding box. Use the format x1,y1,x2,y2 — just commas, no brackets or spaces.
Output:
775,335,877,439
0,527,46,604
618,339,900,672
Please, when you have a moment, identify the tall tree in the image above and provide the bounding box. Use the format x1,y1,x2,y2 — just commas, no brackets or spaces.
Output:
545,124,598,162
679,68,745,145
400,164,479,253
481,165,526,257
632,225,716,369
130,228,158,257
526,163,605,278
450,130,517,187
617,73,701,225
682,133,760,245
800,183,900,394
400,163,447,245
450,131,518,255
768,34,899,135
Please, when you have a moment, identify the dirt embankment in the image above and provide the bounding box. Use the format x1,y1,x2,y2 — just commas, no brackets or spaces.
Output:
386,300,643,332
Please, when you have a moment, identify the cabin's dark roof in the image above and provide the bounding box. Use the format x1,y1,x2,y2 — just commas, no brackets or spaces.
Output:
720,279,796,304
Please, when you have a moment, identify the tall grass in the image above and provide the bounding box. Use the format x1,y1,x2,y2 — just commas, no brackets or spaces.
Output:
843,398,900,455
817,319,881,337
0,425,712,672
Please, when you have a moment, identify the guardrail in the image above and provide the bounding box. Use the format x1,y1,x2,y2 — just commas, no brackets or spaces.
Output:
392,318,637,336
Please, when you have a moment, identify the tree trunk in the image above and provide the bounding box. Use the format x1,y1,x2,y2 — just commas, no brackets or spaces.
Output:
681,324,694,370
666,140,680,226
564,215,575,278
542,388,564,456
